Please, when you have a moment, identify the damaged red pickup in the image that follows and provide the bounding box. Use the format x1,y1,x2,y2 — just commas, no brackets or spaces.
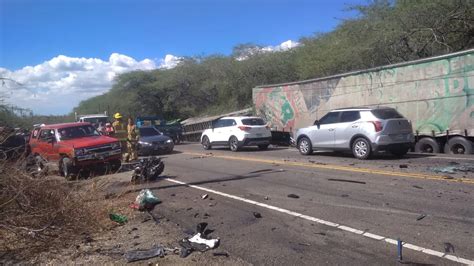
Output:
29,122,122,178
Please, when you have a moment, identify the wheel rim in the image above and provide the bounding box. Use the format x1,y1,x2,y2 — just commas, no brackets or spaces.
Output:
451,144,465,154
230,138,238,150
299,139,309,153
421,144,433,153
203,137,209,148
354,140,368,157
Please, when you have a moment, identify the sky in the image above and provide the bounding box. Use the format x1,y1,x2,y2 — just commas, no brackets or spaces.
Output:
0,0,363,115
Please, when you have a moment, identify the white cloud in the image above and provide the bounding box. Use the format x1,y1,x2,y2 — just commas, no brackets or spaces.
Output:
159,54,183,69
235,39,301,61
0,53,158,115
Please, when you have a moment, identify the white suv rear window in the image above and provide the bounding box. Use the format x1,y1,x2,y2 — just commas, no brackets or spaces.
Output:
242,118,266,125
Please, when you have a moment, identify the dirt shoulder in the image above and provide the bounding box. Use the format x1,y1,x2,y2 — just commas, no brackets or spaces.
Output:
3,168,247,265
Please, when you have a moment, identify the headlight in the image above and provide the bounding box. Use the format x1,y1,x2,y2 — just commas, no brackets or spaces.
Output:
166,139,173,143
111,142,121,149
75,149,85,156
138,141,152,146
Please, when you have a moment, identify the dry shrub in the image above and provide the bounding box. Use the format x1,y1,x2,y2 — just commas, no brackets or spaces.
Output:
0,161,110,262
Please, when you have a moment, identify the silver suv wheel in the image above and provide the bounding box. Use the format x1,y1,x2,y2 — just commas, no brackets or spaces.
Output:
352,138,371,160
298,137,313,155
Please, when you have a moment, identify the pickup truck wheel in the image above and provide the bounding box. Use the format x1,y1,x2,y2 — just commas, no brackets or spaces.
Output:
298,137,313,155
229,136,240,152
33,155,48,177
109,159,122,172
202,136,212,150
60,157,76,180
444,137,473,154
415,137,440,153
352,138,371,160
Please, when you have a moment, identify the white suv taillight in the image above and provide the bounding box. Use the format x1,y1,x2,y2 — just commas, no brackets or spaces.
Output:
238,126,251,131
370,121,383,132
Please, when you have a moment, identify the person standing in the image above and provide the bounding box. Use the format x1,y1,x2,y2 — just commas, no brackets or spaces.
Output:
127,117,139,162
112,113,127,160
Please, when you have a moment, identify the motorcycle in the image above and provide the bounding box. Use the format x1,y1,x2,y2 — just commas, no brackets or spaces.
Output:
131,156,165,183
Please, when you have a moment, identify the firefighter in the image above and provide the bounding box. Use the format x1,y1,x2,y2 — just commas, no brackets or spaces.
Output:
127,117,139,162
112,113,128,160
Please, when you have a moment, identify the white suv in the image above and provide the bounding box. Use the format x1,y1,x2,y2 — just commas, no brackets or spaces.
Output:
201,116,272,151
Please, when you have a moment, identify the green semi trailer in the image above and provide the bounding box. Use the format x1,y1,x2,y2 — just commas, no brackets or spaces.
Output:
253,49,474,154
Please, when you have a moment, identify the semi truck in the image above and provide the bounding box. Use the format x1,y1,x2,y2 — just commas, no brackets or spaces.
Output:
253,49,474,154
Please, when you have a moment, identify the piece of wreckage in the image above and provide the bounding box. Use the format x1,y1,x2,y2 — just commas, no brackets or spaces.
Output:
131,156,165,183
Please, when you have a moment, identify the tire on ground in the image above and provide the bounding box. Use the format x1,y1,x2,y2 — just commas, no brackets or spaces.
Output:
414,137,440,153
229,136,240,152
60,157,76,180
297,137,313,155
202,135,211,150
352,138,371,160
444,136,473,154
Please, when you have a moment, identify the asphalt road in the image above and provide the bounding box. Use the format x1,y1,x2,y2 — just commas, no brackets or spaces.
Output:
146,143,474,265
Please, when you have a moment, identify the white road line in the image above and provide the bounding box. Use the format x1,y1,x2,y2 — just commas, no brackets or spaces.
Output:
165,178,474,265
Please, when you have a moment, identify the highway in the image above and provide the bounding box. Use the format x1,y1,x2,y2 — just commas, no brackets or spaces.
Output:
145,143,474,265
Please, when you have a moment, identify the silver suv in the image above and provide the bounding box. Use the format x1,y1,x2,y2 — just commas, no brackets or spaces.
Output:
296,107,414,159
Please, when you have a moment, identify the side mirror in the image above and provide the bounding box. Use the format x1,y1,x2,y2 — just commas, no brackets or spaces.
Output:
313,120,320,129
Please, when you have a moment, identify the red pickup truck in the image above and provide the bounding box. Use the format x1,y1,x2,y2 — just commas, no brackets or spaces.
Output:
29,122,122,178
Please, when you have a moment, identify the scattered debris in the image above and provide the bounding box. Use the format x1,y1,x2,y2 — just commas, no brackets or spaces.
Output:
124,246,165,262
208,203,215,207
429,164,474,174
412,185,423,189
132,189,161,211
213,252,229,257
416,214,426,221
444,176,455,180
287,194,300,199
341,194,349,197
399,164,408,169
179,223,219,258
298,243,311,246
444,242,455,253
327,178,366,184
314,232,326,236
201,194,208,200
253,212,262,218
264,196,269,200
109,213,128,225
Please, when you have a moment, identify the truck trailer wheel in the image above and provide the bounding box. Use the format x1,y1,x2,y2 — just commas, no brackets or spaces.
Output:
444,137,473,154
415,137,440,153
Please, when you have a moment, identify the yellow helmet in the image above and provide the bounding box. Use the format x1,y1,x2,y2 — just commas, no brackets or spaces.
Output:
114,113,123,119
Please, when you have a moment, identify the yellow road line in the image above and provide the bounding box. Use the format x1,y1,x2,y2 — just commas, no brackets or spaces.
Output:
183,152,474,184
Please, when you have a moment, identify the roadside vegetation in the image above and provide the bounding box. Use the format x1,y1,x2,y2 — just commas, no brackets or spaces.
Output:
74,0,473,120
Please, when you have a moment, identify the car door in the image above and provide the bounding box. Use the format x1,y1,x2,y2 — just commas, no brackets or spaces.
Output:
212,119,228,144
334,111,361,149
215,119,236,143
37,129,55,160
309,112,340,148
